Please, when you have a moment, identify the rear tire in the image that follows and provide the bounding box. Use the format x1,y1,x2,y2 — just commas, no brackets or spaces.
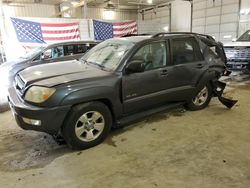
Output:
62,102,112,150
186,84,212,111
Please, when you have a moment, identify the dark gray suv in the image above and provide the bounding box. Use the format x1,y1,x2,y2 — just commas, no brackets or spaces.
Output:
8,33,235,150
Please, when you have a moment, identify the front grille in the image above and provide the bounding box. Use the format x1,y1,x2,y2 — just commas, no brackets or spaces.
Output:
15,75,25,95
224,47,250,62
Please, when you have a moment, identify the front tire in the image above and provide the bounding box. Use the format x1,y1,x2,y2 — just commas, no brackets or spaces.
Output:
62,102,112,150
186,84,212,111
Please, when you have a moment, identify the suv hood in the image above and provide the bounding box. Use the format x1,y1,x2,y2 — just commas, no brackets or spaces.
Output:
224,41,250,47
18,60,112,87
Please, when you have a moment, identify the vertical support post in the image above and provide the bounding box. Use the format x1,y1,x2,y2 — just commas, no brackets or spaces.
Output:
0,0,6,63
168,4,171,32
83,1,88,19
190,0,193,32
237,0,242,38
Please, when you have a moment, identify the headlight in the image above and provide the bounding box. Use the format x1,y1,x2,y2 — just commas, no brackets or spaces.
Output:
24,86,56,103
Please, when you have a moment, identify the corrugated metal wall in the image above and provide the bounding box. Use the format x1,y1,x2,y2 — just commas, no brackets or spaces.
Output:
137,6,170,33
192,0,240,43
2,4,137,20
86,7,137,21
2,4,56,17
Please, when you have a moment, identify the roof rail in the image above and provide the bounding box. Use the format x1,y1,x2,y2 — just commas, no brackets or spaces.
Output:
121,33,152,37
152,32,215,41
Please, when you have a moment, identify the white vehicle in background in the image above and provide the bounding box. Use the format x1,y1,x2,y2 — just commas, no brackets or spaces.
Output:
0,41,99,112
224,30,250,73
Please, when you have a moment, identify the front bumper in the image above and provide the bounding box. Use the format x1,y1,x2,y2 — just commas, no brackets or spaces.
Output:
8,87,71,135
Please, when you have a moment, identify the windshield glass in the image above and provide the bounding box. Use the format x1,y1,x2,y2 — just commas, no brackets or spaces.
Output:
20,46,46,59
82,39,134,71
237,30,250,41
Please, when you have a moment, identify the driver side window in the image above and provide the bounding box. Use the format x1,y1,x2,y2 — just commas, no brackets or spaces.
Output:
42,46,64,60
131,41,167,71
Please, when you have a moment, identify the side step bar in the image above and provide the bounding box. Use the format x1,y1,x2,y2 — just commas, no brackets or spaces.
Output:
116,102,185,127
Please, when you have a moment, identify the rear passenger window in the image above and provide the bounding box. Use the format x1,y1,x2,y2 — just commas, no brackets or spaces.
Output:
199,37,224,62
172,37,203,64
64,45,75,56
75,44,88,54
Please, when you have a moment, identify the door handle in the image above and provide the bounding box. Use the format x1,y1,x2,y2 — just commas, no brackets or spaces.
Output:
160,69,168,76
196,63,204,69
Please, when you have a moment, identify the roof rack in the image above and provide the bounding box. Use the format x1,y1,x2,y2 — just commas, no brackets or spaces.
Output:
152,32,215,41
121,33,152,37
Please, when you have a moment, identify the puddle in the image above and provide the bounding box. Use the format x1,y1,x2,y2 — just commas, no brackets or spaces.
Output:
0,129,70,172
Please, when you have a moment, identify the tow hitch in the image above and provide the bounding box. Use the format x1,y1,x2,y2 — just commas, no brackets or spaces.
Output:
212,81,238,109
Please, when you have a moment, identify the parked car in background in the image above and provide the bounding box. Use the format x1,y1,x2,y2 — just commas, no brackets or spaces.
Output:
0,41,98,111
224,30,250,73
8,33,235,150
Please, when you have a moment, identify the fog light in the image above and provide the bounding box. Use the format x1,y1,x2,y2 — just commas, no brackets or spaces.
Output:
22,117,41,126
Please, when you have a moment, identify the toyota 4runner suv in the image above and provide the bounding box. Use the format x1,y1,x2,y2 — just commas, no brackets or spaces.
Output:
8,32,236,150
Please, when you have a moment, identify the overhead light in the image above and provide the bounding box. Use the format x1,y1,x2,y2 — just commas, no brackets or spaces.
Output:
61,5,69,11
245,9,250,15
147,0,153,4
163,26,169,31
223,35,232,39
71,1,78,6
240,9,250,15
103,9,115,20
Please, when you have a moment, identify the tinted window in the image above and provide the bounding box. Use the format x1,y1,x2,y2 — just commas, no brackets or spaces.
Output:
237,30,250,41
75,44,88,54
172,37,203,64
43,46,64,59
64,45,74,56
131,42,167,71
199,37,224,62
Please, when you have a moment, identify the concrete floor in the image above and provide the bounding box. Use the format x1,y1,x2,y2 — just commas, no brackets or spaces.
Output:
0,80,250,188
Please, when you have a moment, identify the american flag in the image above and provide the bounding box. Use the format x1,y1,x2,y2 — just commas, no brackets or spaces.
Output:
11,17,80,46
93,20,137,40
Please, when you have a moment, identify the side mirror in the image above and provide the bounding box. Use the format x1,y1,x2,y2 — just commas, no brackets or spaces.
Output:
40,53,45,60
41,50,51,60
125,60,145,74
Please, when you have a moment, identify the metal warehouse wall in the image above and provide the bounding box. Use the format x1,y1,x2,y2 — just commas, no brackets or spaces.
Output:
86,7,137,20
192,0,240,43
137,6,170,33
2,4,56,17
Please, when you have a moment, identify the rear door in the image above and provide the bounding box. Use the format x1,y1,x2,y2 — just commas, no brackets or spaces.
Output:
169,37,207,95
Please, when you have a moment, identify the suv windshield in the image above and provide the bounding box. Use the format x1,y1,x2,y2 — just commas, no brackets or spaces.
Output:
20,46,46,59
237,30,250,41
82,39,134,71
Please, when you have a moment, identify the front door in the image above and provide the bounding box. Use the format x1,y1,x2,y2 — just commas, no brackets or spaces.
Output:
122,41,172,114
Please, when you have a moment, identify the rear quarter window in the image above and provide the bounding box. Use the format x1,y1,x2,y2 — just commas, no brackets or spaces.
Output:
172,37,203,64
